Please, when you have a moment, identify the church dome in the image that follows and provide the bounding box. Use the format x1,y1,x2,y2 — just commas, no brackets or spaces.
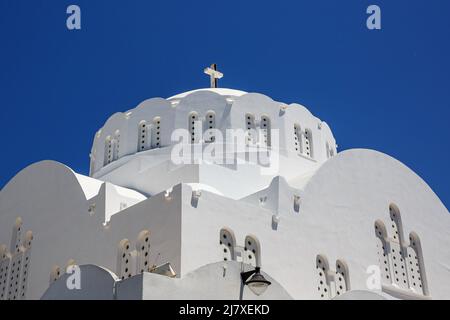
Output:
89,88,337,198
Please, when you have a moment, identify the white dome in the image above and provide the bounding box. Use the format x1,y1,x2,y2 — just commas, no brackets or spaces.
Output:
168,88,247,99
89,88,337,198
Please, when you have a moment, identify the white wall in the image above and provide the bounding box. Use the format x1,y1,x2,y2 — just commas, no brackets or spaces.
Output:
0,161,183,299
179,149,450,299
1,149,449,300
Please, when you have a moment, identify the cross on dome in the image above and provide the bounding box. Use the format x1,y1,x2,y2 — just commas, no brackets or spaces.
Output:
204,64,223,88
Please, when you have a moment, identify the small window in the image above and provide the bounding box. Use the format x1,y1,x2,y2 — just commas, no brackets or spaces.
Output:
204,111,216,143
151,117,161,148
104,136,113,165
112,130,120,161
138,121,148,152
245,113,256,145
304,129,313,158
189,112,200,144
294,124,303,155
260,115,271,147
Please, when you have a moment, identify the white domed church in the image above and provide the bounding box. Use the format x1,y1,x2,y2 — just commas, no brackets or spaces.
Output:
1,66,449,300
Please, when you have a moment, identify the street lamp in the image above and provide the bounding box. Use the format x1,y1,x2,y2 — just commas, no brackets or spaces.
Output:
241,267,271,296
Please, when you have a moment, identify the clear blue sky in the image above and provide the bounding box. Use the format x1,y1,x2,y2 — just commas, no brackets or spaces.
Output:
0,0,449,209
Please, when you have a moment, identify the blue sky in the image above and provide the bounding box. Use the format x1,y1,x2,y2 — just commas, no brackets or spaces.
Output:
0,0,449,209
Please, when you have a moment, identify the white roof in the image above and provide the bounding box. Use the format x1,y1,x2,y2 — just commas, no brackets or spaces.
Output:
74,173,146,201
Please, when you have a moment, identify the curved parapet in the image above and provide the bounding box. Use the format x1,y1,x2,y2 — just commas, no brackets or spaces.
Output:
41,264,118,300
1,160,90,202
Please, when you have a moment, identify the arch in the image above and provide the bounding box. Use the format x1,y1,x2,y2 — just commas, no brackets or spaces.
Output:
374,220,393,285
116,239,132,280
374,205,424,292
407,232,428,295
42,264,118,300
136,230,151,274
219,227,236,262
389,203,405,243
11,217,23,254
387,205,408,289
244,234,261,267
374,219,388,239
335,259,350,296
316,254,331,299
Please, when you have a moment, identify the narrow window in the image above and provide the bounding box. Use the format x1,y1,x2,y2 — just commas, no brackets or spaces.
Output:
407,232,428,295
136,230,151,274
189,112,200,144
151,117,161,149
138,121,148,152
260,115,271,147
335,260,350,296
294,124,303,155
104,136,113,165
220,227,237,262
204,111,216,143
304,129,313,158
117,239,132,280
112,130,120,161
245,113,256,146
316,255,331,299
375,220,391,285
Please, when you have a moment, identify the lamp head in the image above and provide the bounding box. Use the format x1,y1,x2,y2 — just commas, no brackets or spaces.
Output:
241,267,272,296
